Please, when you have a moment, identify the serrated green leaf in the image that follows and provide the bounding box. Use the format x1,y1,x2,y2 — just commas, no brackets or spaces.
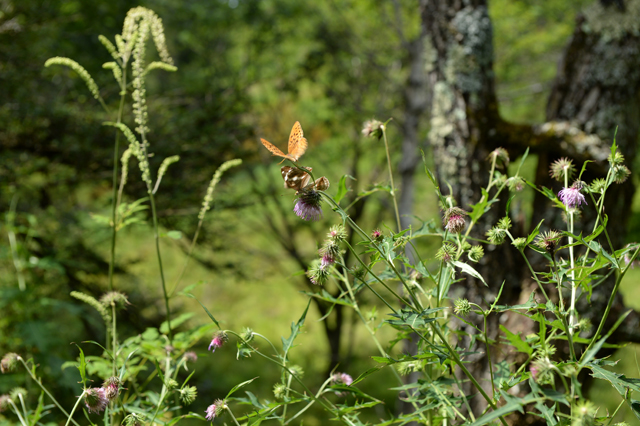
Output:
500,325,532,355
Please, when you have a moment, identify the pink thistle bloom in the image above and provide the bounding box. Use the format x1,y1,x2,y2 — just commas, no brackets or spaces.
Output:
84,387,108,414
371,229,382,240
209,331,228,353
321,253,335,269
332,372,353,386
445,214,466,233
530,365,538,380
294,190,323,221
103,377,121,401
558,184,587,209
205,403,216,421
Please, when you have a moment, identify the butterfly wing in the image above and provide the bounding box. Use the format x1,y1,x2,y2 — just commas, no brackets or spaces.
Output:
260,138,290,160
287,121,308,161
281,166,312,192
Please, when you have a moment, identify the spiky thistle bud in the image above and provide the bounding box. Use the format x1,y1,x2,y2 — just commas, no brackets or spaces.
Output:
549,157,575,182
273,383,287,400
507,176,525,192
1,353,19,373
123,413,144,426
512,237,527,250
371,229,383,241
608,150,625,165
572,400,597,426
590,178,607,194
307,262,330,285
289,365,304,378
435,243,457,263
530,357,554,385
612,164,631,184
453,299,471,316
327,225,347,243
9,388,26,401
467,245,484,263
179,386,197,405
535,230,562,253
240,328,255,343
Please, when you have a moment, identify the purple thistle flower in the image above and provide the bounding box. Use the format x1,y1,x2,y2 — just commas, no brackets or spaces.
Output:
294,190,323,221
84,387,108,414
209,331,228,352
558,183,587,209
205,403,216,421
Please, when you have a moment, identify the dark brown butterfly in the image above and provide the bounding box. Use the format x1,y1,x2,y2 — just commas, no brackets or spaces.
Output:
281,166,330,193
260,121,308,163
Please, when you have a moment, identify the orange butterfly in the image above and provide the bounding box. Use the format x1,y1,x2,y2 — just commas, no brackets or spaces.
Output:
260,121,308,163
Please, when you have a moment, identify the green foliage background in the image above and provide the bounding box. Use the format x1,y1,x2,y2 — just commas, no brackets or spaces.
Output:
1,0,639,424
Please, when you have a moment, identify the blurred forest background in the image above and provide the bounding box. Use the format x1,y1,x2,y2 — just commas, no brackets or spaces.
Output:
2,0,640,424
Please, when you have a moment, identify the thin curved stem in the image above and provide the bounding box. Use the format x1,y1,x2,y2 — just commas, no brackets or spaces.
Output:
18,358,81,426
381,123,402,232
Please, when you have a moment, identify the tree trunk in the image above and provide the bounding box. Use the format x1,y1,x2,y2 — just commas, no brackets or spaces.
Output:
422,0,640,419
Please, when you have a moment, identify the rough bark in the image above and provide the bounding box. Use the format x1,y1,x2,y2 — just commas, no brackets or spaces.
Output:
421,0,640,420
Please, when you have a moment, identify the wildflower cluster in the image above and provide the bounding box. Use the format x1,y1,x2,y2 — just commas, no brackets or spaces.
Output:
307,225,347,285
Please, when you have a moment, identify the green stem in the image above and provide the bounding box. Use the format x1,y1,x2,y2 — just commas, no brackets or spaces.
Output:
107,70,128,294
8,399,28,426
428,323,508,426
225,331,346,423
149,192,172,342
381,123,402,232
322,193,421,310
484,315,496,398
226,406,242,426
18,358,81,426
112,303,117,377
64,391,86,426
581,271,624,359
